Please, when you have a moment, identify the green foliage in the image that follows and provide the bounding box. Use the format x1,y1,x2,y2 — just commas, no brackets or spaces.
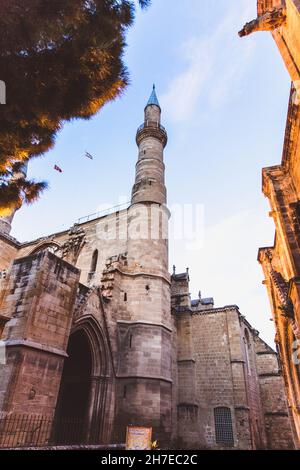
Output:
0,0,151,215
0,162,48,215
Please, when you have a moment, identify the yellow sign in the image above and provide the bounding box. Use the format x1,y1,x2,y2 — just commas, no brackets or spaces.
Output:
126,426,152,450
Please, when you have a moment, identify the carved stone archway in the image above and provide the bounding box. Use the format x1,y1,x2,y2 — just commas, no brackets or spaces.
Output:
55,315,113,444
29,241,62,256
54,329,92,444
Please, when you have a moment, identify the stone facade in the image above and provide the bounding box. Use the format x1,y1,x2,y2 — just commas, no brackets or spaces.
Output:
0,88,294,449
240,0,300,448
172,272,293,449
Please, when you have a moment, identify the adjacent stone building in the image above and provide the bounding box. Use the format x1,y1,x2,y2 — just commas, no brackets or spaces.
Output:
240,0,300,447
0,87,294,449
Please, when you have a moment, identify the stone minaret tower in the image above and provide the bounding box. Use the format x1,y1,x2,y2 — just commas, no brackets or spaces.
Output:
132,84,168,205
115,86,173,445
128,84,169,275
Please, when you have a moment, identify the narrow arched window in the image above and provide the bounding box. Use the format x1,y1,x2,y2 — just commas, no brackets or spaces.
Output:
91,249,98,273
214,407,234,447
88,249,98,282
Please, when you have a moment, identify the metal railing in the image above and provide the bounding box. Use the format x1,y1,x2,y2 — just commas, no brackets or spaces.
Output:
0,414,93,448
0,414,52,448
137,120,167,134
77,201,130,225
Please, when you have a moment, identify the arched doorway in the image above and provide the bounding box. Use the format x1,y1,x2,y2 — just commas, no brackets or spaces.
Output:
54,330,92,444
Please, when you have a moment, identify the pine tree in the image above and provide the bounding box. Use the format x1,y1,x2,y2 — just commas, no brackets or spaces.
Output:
0,0,151,215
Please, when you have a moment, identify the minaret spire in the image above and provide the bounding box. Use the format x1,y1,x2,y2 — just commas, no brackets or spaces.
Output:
131,85,168,205
146,84,160,109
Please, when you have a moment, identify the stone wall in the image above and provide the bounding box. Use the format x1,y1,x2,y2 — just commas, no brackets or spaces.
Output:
176,311,198,448
187,304,293,449
191,308,244,449
258,342,295,445
0,251,80,416
255,338,295,448
16,209,129,287
0,235,19,272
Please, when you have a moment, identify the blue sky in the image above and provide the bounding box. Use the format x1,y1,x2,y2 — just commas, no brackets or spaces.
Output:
12,0,291,345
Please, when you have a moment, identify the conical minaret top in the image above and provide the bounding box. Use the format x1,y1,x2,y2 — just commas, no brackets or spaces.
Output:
146,84,160,109
144,84,161,124
131,85,168,205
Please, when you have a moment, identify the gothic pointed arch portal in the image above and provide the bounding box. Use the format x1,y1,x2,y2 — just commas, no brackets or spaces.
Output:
54,317,113,445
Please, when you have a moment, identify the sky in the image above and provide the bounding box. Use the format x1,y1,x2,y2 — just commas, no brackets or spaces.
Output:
11,0,291,346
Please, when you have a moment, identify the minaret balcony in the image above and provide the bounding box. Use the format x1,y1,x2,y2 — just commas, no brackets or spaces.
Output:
136,120,168,147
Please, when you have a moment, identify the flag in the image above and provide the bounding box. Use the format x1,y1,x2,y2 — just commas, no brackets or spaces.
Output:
54,165,62,173
85,151,94,160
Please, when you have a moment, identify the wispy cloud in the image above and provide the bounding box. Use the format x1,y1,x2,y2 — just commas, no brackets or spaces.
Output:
161,0,256,122
170,207,276,345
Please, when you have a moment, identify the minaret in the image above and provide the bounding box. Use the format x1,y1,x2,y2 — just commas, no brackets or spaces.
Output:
114,87,173,446
132,84,168,206
0,162,28,235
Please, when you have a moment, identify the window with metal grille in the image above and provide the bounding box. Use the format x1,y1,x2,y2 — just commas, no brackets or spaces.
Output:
214,407,234,446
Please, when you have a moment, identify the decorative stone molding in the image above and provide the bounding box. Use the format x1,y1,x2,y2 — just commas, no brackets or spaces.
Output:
239,7,286,37
60,224,86,264
264,250,295,320
4,339,68,357
101,253,128,299
282,83,300,168
73,284,97,320
117,319,172,333
290,202,300,250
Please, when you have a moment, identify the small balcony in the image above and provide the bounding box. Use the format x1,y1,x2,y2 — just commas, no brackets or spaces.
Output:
137,120,166,133
136,121,168,147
